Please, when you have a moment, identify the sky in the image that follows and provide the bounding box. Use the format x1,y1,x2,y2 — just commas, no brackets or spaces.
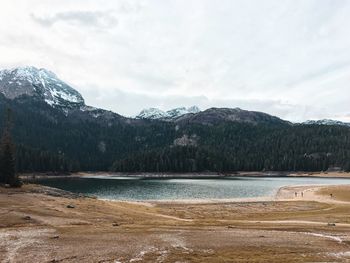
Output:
0,0,349,122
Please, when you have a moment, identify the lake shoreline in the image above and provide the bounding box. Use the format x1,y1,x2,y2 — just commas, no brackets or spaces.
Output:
19,170,350,180
98,183,350,205
25,173,350,203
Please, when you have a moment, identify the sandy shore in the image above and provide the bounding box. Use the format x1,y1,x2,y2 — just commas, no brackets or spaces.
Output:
288,171,350,178
1,183,350,262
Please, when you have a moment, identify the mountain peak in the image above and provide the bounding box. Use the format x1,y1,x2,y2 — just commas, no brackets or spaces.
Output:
137,108,168,119
0,66,84,109
187,105,201,113
0,66,57,82
15,66,57,79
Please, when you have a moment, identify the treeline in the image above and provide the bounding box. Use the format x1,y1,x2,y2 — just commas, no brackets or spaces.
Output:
16,145,79,173
112,123,350,173
112,146,227,172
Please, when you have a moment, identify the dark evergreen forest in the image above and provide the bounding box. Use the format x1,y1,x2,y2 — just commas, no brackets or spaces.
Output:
1,95,350,173
112,124,350,173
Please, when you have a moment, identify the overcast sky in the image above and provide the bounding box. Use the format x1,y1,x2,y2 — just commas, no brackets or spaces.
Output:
0,0,349,122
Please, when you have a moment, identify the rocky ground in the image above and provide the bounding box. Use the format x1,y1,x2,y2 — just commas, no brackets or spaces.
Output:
0,183,350,262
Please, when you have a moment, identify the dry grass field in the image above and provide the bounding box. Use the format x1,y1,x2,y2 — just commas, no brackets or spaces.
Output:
0,183,350,262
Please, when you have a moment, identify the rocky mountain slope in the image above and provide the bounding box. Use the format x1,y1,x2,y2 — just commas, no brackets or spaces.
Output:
0,66,130,124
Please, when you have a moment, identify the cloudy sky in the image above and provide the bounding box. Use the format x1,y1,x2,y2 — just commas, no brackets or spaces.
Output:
0,0,349,122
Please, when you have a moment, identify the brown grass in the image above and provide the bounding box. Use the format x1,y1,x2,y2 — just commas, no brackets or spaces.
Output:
317,185,350,202
0,184,350,262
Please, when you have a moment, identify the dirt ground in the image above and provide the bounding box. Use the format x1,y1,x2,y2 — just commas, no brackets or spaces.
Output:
1,183,350,262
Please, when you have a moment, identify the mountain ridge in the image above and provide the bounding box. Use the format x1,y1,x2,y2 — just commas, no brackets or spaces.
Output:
174,107,290,126
302,119,350,127
0,66,349,127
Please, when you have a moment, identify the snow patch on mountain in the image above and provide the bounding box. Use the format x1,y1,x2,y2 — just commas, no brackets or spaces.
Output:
166,106,200,118
136,106,201,120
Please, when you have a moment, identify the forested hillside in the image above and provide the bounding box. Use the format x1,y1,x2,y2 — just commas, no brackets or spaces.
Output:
1,93,350,173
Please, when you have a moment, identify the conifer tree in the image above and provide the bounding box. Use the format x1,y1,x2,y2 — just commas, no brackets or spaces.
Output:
0,109,21,187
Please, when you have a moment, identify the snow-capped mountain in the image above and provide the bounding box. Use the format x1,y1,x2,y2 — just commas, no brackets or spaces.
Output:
302,119,350,127
0,66,131,124
136,106,201,120
137,108,169,119
0,66,84,109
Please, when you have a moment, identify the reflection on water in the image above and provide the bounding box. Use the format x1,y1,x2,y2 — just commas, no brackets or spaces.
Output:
34,176,350,201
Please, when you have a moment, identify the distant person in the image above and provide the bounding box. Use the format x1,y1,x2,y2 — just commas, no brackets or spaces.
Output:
295,192,297,198
330,193,333,198
301,192,304,198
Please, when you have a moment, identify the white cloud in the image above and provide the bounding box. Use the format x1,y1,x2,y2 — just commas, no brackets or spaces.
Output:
0,0,349,122
31,11,118,29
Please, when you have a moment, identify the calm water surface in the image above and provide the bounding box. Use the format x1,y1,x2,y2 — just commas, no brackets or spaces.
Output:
34,176,350,201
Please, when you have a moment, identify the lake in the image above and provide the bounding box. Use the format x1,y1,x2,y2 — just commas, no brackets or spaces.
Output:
33,175,350,201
